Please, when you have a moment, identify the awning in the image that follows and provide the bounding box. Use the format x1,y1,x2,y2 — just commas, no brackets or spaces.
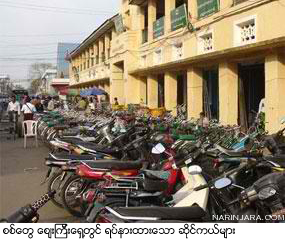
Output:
80,88,107,96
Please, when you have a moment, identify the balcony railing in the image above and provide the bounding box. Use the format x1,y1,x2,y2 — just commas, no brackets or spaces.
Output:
142,28,148,44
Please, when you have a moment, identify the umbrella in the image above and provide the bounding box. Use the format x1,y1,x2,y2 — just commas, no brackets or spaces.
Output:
80,88,106,96
89,88,106,96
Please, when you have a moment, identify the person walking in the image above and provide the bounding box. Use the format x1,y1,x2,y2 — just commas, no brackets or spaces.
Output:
21,96,36,121
198,112,209,128
47,97,55,111
35,97,44,113
114,97,119,105
77,97,87,110
7,95,20,133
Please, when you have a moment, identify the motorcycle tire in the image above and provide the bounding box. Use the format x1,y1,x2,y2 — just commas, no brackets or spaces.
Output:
47,171,65,208
60,175,93,218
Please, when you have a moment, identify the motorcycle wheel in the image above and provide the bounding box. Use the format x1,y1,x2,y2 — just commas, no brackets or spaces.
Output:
47,171,66,208
60,175,92,218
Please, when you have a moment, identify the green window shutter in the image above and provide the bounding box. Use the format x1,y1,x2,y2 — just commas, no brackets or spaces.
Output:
197,0,219,19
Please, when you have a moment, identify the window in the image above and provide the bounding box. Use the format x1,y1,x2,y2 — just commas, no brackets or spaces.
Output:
87,60,90,69
176,0,188,10
234,15,256,46
84,62,86,70
80,64,82,71
156,0,165,19
198,30,214,54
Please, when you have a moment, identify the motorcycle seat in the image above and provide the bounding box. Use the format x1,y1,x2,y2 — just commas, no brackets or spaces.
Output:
142,178,168,192
48,153,96,161
143,170,170,180
57,137,84,144
113,206,206,221
263,155,285,168
62,130,80,136
53,125,69,131
214,144,248,157
83,160,143,171
77,142,119,154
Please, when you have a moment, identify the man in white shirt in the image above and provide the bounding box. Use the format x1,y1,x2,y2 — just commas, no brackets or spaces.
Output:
21,96,36,121
7,95,20,133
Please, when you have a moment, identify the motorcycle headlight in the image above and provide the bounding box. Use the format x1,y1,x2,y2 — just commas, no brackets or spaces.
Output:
258,187,277,200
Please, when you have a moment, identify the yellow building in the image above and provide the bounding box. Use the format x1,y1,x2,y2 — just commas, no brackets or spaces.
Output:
69,0,285,133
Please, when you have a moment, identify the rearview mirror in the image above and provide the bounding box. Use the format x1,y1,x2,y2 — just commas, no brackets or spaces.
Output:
151,143,166,154
214,178,232,189
188,165,202,175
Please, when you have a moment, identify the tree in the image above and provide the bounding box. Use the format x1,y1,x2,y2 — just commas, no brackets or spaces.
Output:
27,62,55,94
28,62,55,80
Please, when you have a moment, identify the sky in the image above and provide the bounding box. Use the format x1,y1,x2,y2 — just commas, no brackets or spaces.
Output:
0,0,120,88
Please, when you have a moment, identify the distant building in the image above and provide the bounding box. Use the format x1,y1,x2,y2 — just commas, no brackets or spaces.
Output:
0,75,11,95
40,69,57,95
57,43,79,79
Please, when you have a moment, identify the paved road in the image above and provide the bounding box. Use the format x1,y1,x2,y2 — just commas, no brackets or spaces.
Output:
0,134,76,222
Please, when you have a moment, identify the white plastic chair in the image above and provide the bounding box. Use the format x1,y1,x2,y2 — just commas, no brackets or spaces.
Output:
23,120,38,148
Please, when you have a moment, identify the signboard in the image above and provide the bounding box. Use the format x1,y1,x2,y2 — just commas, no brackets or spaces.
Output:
153,17,165,39
171,4,188,32
114,15,125,34
197,0,219,19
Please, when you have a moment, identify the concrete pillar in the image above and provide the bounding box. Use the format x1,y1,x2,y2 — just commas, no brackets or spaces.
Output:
148,0,156,42
165,72,177,115
110,64,125,105
187,67,203,119
219,61,238,125
99,38,104,64
125,75,141,104
94,42,99,65
139,77,147,105
105,34,110,59
265,51,285,133
188,0,198,20
147,75,158,108
165,0,176,34
105,81,110,95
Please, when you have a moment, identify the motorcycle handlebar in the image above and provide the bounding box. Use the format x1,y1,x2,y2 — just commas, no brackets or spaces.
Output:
2,191,56,223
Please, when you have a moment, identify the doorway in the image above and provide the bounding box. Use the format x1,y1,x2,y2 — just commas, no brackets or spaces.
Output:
203,68,219,120
238,63,265,129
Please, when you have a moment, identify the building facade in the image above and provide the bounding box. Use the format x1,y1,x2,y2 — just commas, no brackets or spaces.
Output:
0,75,11,95
69,0,285,133
57,42,79,78
40,69,57,95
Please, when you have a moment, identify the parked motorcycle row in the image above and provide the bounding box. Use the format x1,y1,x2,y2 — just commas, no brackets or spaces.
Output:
2,107,285,223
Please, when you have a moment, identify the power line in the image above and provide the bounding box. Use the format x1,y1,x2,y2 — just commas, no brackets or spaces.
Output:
0,3,115,16
0,1,116,14
0,32,88,38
